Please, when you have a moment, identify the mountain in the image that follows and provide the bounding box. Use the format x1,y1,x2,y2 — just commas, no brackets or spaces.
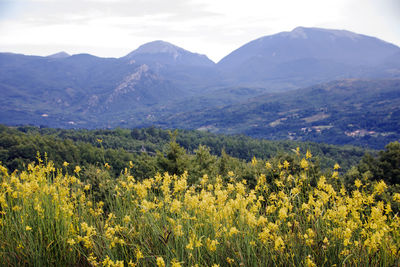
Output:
122,41,220,94
217,27,400,89
0,51,186,127
0,27,400,149
154,79,400,149
123,40,215,67
47,51,70,59
0,41,222,128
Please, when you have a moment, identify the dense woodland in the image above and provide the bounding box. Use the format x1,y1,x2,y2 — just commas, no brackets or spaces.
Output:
0,125,366,175
0,125,398,190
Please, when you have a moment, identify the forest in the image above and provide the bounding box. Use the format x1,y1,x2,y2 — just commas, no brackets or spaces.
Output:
0,125,370,178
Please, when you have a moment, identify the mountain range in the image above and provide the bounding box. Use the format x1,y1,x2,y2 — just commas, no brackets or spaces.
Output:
1,26,400,148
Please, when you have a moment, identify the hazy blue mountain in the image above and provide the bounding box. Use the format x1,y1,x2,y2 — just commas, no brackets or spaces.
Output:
1,27,400,145
47,51,70,59
0,51,184,127
123,40,215,67
0,40,221,128
217,27,400,89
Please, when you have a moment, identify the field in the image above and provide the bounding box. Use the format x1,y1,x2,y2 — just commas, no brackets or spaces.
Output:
1,149,399,266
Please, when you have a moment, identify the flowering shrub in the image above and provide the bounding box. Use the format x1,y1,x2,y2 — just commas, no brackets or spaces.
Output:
0,152,399,266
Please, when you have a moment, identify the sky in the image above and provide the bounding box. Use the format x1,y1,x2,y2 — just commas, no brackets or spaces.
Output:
0,0,399,62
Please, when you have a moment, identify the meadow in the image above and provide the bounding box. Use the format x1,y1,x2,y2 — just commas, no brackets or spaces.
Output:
0,148,399,266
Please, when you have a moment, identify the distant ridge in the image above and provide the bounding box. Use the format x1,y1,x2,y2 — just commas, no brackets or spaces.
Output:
47,51,70,59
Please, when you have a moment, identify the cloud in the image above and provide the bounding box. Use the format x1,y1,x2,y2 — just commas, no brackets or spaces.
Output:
0,0,399,62
4,0,219,26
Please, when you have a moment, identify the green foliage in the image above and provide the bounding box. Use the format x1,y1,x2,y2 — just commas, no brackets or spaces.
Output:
156,131,189,176
344,141,400,212
1,125,369,176
355,141,400,185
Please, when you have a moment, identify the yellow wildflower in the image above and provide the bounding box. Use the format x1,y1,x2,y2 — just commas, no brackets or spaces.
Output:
87,253,98,266
251,156,258,166
278,207,288,220
12,205,22,211
229,227,239,236
156,257,165,267
170,199,182,213
283,160,290,169
226,257,235,264
123,215,131,224
305,255,316,267
393,193,400,203
136,249,143,261
374,180,387,195
206,238,219,252
171,259,182,267
300,158,309,170
354,179,362,188
186,241,194,250
265,162,272,169
274,236,285,252
74,166,81,174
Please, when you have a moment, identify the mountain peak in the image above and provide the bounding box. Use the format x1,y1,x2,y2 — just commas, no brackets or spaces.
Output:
277,26,362,40
131,40,184,55
123,40,215,66
287,26,309,38
47,51,70,59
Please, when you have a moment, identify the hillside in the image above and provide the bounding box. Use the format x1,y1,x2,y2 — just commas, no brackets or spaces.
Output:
155,79,400,149
0,43,218,128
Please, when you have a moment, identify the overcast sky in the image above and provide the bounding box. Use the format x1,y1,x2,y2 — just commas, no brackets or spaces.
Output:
0,0,399,62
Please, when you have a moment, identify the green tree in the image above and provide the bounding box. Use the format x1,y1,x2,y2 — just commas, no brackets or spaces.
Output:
376,141,400,185
156,131,188,175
